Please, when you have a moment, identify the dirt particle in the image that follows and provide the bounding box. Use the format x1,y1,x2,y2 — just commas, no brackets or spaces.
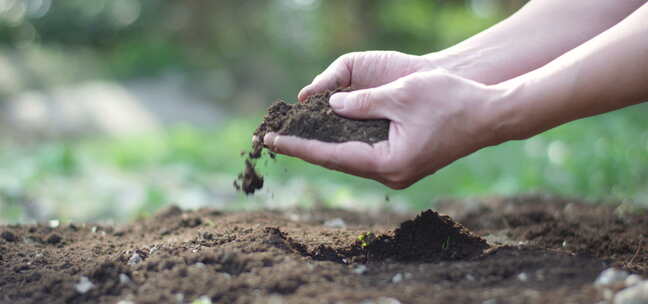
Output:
46,234,62,244
1,230,18,242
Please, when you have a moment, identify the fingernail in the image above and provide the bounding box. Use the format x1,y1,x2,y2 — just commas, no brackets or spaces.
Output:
329,93,346,111
263,133,276,148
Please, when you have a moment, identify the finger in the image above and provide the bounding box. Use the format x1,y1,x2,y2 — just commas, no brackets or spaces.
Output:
298,55,353,102
264,132,389,177
329,85,396,120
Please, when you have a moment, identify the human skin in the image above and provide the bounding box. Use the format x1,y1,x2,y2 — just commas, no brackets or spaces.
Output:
263,2,648,189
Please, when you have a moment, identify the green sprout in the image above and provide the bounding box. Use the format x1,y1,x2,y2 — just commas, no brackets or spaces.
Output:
441,236,451,250
357,232,377,248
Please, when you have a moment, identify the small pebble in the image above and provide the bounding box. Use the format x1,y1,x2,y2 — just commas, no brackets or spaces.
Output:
466,274,476,281
392,273,403,284
1,231,18,242
324,218,346,228
596,268,629,286
353,265,368,275
128,252,143,265
193,295,212,304
360,298,401,304
518,272,529,282
614,281,648,304
117,301,134,304
625,275,644,287
376,298,401,304
75,276,94,294
49,219,60,228
119,273,132,285
482,300,497,304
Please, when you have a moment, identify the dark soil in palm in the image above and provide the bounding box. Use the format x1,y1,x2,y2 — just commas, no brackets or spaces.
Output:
2,195,647,304
254,90,389,145
235,90,390,195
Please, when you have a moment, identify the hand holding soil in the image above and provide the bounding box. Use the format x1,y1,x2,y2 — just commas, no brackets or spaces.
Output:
264,69,505,189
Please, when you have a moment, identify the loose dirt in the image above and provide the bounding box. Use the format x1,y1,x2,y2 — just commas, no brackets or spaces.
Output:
1,195,646,303
235,90,390,195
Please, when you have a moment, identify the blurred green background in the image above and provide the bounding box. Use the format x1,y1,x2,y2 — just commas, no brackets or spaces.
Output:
1,0,647,224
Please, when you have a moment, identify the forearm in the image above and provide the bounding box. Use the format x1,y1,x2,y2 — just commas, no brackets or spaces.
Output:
491,4,648,142
428,0,643,84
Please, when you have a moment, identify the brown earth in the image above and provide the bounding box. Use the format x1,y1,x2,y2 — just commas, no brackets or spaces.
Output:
235,90,390,195
1,194,646,304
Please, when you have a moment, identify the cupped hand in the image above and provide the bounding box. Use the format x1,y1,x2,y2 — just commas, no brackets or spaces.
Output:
298,51,437,102
265,69,509,189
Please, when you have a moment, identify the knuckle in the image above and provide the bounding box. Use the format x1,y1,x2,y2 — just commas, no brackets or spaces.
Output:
352,91,373,112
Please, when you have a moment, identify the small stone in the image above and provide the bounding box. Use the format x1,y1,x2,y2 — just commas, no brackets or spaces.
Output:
360,298,401,304
392,273,403,284
625,275,644,287
49,219,60,228
75,276,94,294
596,268,630,286
376,298,401,304
267,295,285,304
517,272,529,282
46,234,62,244
324,218,346,228
614,281,648,304
192,295,212,304
119,273,132,285
353,265,368,275
194,262,206,269
117,301,134,304
128,252,143,265
482,300,497,304
1,231,18,242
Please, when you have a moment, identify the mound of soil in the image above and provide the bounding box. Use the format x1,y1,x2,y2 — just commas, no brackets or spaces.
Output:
2,196,647,303
235,90,390,195
364,210,489,262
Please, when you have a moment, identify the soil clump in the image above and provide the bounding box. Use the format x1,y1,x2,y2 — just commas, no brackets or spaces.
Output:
235,90,390,195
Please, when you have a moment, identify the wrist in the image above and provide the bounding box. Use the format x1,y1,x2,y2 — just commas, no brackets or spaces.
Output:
481,79,532,145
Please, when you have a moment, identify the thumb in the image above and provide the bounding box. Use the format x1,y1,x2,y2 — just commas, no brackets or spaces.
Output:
329,86,394,120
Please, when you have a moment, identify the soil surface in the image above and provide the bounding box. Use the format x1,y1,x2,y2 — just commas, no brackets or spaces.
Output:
235,90,390,195
1,195,646,304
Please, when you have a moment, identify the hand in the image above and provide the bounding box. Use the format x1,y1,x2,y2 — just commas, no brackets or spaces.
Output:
264,69,509,189
298,51,436,102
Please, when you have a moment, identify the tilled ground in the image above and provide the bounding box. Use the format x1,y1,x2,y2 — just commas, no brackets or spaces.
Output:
1,194,646,304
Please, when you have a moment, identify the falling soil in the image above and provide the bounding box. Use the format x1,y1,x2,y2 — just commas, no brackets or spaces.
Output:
235,90,390,195
2,195,647,304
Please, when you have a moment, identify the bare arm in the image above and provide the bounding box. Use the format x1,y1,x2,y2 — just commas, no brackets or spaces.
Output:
298,1,644,101
491,3,648,141
266,4,648,189
431,0,645,84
